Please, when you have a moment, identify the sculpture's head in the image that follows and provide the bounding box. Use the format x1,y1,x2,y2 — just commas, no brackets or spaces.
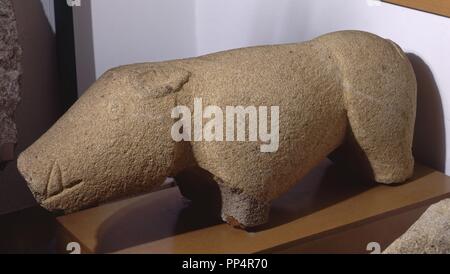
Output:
17,64,190,213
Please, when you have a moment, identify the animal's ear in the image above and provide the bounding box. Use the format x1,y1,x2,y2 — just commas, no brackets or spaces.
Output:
132,66,191,98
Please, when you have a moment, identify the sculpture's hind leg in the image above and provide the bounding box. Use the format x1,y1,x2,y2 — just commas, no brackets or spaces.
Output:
322,32,417,184
176,167,270,228
343,86,416,184
329,126,414,184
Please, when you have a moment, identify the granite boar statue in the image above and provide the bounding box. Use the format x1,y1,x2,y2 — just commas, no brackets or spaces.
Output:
17,31,416,228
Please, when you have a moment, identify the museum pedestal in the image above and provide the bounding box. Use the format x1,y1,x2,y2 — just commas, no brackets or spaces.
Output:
55,160,450,254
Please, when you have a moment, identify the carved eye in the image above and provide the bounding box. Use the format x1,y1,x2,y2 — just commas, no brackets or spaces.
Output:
107,101,125,120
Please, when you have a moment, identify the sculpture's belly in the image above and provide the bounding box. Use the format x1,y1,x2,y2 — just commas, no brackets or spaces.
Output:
180,42,347,200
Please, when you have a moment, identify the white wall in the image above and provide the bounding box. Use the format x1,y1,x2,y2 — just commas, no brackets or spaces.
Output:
74,0,197,95
195,0,311,54
74,0,450,174
91,0,196,79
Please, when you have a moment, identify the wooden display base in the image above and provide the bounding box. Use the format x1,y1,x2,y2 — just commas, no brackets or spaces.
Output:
55,161,450,254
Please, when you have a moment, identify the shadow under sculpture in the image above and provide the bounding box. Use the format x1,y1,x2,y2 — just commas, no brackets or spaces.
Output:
17,31,417,229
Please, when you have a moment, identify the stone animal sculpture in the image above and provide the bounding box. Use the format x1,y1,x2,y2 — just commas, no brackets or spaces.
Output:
383,199,450,254
18,31,417,228
0,0,22,167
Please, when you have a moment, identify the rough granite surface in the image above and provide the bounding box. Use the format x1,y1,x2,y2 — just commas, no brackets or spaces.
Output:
18,31,417,228
384,199,450,254
0,0,22,163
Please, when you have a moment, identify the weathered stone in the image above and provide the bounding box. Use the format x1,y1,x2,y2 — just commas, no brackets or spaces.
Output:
0,0,22,164
17,31,416,228
384,199,450,254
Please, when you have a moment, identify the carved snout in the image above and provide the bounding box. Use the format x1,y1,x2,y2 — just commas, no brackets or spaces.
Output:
17,154,84,204
17,153,47,203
